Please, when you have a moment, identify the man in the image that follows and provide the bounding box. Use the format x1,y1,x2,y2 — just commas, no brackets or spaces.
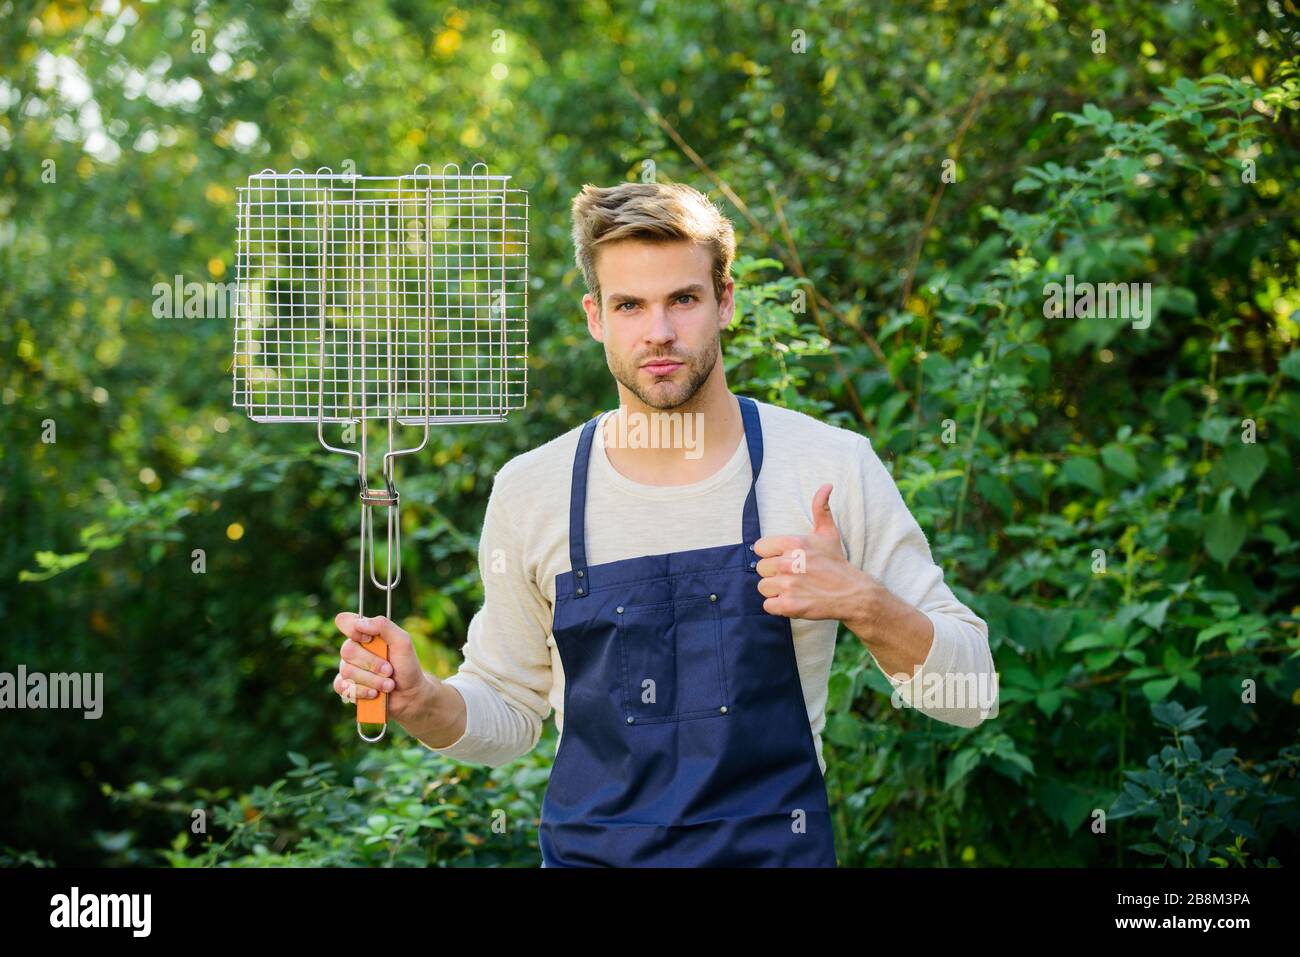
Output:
332,181,996,867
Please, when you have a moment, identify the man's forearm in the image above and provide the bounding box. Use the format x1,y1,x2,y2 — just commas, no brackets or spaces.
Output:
395,676,467,749
842,571,936,678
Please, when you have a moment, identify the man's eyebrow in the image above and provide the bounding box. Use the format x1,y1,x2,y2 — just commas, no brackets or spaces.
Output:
607,284,707,304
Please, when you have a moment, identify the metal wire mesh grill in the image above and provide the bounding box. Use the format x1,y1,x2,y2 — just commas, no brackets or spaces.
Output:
232,166,529,423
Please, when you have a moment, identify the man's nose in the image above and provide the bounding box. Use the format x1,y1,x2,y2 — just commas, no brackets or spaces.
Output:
644,303,676,342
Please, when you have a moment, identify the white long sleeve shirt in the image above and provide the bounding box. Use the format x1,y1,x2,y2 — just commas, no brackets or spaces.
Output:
424,397,996,773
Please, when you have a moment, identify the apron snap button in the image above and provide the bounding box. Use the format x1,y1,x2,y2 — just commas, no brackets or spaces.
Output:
626,716,635,724
576,587,585,595
576,570,584,578
616,606,624,614
709,593,717,601
720,706,728,714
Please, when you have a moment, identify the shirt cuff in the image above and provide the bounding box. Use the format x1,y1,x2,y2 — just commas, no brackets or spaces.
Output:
873,611,998,722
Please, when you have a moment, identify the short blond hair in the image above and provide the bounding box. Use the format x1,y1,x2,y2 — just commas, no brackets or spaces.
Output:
570,182,736,310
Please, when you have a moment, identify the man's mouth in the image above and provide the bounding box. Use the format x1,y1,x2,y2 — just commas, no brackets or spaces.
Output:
642,359,683,376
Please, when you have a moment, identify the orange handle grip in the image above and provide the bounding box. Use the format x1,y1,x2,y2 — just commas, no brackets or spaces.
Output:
356,634,389,728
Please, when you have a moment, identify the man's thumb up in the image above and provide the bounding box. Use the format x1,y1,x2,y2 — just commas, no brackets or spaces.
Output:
811,483,839,537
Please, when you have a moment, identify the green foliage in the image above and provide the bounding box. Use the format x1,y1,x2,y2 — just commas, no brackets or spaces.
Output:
102,734,555,867
726,255,835,417
1109,702,1298,868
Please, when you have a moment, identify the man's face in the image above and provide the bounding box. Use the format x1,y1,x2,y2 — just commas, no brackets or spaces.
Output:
583,239,734,410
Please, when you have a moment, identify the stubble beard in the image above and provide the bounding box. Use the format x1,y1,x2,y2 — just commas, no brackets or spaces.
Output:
607,326,720,412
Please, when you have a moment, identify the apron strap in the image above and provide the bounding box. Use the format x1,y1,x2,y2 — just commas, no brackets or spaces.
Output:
568,410,605,593
568,396,767,590
738,395,764,556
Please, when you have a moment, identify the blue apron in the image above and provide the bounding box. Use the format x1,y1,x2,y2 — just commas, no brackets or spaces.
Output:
539,395,838,867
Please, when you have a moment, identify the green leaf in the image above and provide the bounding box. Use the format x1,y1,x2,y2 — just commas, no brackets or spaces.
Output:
944,748,981,792
19,549,93,582
1000,662,1039,689
1131,843,1168,857
1035,690,1067,718
975,472,1015,519
1194,621,1235,650
1260,524,1291,549
1280,349,1300,381
1063,632,1111,652
1139,599,1170,632
1060,456,1106,495
1196,416,1236,445
1124,666,1163,682
877,311,915,339
826,670,853,713
1037,780,1096,833
1141,677,1180,702
991,736,1035,776
1209,748,1236,768
1100,444,1139,481
1220,443,1268,497
824,710,864,747
733,256,785,278
1085,650,1120,670
1081,102,1114,130
1203,508,1247,567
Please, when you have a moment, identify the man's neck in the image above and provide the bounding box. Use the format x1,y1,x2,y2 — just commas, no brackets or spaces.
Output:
601,390,744,487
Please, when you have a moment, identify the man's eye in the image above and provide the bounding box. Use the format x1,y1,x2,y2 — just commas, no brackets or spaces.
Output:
616,301,637,311
676,295,696,304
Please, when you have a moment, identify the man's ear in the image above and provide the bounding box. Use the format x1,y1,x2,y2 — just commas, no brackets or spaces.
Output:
717,277,736,329
583,293,605,342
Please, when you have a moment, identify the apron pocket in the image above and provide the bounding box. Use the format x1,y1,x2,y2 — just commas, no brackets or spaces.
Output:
616,595,728,723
